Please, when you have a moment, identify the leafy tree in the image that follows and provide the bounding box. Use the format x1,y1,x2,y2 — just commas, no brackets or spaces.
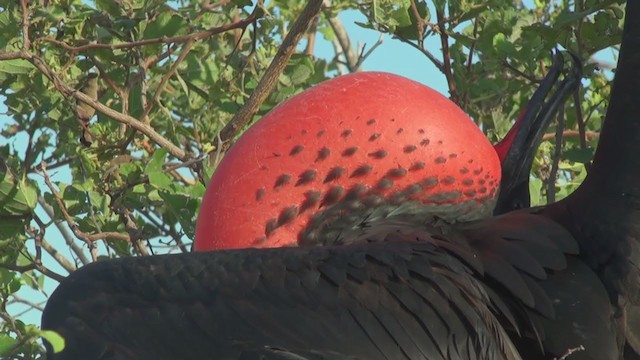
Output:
0,0,625,358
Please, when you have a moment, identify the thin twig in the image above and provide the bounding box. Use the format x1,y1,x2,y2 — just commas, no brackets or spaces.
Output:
88,54,124,96
38,197,89,265
409,0,425,48
0,261,65,283
12,216,69,281
547,103,565,203
353,34,384,71
143,43,179,71
114,207,149,256
391,34,445,72
462,18,480,110
6,4,266,162
573,84,587,149
141,39,196,123
435,6,458,103
8,294,45,312
503,60,542,83
541,130,599,142
168,169,196,186
554,345,585,360
194,0,232,22
22,124,36,178
139,210,189,253
39,162,131,244
109,155,208,201
20,0,31,50
30,156,75,173
39,11,260,53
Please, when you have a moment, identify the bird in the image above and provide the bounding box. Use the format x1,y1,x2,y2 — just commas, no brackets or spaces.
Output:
41,3,639,359
75,72,99,147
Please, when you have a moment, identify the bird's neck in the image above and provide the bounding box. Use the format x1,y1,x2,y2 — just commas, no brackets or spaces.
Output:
547,1,640,299
586,2,640,195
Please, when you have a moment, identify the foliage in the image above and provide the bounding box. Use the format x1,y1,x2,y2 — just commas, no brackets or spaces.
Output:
0,0,625,358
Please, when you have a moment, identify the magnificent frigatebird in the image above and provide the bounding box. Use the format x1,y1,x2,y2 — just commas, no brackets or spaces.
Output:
41,4,637,359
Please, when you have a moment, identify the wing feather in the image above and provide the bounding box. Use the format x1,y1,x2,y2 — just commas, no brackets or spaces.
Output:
42,210,616,360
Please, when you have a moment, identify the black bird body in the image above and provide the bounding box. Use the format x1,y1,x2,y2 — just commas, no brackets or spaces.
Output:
43,210,618,359
42,3,640,360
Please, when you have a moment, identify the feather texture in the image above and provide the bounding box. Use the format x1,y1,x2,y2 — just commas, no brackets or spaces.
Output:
42,210,617,360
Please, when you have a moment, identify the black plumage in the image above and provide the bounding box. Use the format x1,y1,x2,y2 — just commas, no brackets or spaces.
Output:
42,211,616,359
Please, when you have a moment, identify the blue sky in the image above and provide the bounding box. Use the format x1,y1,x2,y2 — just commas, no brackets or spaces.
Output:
314,11,448,92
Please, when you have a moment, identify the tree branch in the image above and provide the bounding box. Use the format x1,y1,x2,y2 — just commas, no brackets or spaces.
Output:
40,238,77,274
435,5,457,103
324,8,359,71
20,0,31,50
209,0,324,165
541,130,599,142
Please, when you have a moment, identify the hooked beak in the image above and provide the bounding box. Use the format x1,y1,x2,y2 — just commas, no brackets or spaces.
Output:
493,52,582,215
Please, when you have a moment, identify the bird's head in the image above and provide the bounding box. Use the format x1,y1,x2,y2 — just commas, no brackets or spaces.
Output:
493,52,581,214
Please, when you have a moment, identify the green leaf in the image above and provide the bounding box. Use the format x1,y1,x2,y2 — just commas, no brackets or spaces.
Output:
0,268,21,294
0,59,34,75
145,148,168,173
159,191,199,237
143,13,186,39
0,9,14,29
0,334,18,355
107,238,131,256
390,4,413,27
33,5,66,23
176,72,190,106
88,191,110,213
392,1,428,40
147,188,163,202
529,177,543,206
288,56,314,86
0,10,19,45
563,147,596,164
492,33,515,57
144,148,173,189
458,2,488,23
0,219,25,240
148,171,173,190
232,0,253,6
555,9,593,27
61,184,86,215
95,0,122,16
0,171,37,216
40,330,66,353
